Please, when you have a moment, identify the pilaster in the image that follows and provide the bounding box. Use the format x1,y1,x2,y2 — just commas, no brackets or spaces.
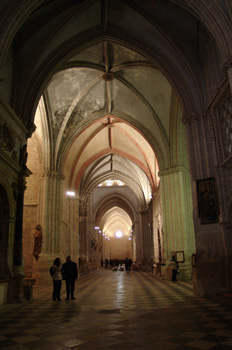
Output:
40,171,64,255
159,166,195,280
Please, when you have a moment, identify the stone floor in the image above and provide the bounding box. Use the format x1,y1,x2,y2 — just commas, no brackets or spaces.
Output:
1,269,232,350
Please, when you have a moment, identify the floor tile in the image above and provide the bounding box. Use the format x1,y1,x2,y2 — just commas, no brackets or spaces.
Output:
0,269,232,350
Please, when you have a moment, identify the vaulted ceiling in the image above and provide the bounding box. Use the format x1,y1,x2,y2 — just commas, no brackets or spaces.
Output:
10,0,227,230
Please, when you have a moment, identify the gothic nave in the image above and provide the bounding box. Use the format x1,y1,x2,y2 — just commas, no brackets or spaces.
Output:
0,0,232,312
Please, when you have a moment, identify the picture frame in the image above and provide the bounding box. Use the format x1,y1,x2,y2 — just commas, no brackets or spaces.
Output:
176,251,184,263
197,177,219,224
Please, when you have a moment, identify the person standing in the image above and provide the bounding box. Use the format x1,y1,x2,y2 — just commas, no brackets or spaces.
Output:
62,256,78,300
125,257,129,272
171,255,179,281
52,257,62,301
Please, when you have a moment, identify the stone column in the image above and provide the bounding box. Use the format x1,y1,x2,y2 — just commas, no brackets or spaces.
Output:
139,210,152,270
9,165,30,302
40,171,64,255
79,205,89,273
33,171,65,284
67,197,79,263
159,166,195,280
134,220,142,263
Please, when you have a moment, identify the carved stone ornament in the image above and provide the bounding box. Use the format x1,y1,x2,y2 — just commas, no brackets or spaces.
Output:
182,110,208,125
19,144,28,166
25,122,36,139
0,123,15,152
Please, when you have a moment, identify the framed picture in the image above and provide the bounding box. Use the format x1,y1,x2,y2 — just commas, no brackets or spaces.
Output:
192,254,196,267
176,251,184,263
197,177,219,224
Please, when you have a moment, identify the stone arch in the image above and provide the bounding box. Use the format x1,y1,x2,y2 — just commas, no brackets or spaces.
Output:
94,192,137,226
92,192,138,262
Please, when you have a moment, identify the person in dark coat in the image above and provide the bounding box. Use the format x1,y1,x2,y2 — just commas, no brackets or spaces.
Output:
62,256,78,300
171,255,179,281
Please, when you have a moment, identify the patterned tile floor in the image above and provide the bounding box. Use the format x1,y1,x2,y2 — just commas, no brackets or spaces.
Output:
1,269,232,350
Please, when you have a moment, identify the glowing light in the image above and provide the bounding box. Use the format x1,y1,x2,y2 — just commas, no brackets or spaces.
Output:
97,179,125,187
129,237,132,240
115,230,123,238
95,226,99,229
66,191,75,197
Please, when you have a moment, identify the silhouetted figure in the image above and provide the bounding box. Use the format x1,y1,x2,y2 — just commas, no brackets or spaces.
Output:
171,256,179,281
128,258,133,271
62,256,78,300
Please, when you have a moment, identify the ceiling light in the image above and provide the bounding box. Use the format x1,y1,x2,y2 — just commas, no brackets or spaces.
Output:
115,230,123,238
66,191,75,197
106,180,113,186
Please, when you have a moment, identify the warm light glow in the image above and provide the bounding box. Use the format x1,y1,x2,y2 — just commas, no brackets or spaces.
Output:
106,180,113,186
97,179,125,187
115,230,123,238
66,191,75,197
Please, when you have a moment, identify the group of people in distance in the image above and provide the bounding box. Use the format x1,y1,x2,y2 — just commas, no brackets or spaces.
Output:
102,257,133,272
51,256,78,301
51,255,180,301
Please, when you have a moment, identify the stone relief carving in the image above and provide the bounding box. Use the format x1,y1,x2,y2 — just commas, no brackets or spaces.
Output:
182,110,208,125
0,123,15,152
0,122,19,161
220,98,232,161
19,144,28,166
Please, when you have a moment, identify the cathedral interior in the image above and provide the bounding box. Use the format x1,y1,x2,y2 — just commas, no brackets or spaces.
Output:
0,0,232,308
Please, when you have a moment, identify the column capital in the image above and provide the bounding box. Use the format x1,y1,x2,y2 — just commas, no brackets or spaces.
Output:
182,110,209,125
158,166,188,177
43,171,65,180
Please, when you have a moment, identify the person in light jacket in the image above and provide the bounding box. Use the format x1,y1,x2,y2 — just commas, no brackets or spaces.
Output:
52,257,63,301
